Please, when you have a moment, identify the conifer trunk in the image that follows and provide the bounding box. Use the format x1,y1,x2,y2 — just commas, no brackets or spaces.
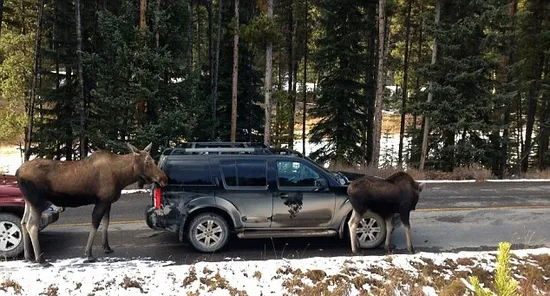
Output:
212,0,222,139
419,0,440,170
75,0,87,159
0,0,4,39
521,0,544,172
24,0,45,161
372,0,387,168
287,0,294,149
264,0,273,146
301,0,307,155
230,0,239,142
398,0,412,166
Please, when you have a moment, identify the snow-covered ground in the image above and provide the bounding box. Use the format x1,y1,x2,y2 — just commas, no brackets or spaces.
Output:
0,247,548,295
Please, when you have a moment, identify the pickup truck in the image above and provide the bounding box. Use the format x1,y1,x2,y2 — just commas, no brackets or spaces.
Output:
0,174,63,258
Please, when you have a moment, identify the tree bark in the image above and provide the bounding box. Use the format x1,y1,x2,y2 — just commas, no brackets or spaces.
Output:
419,0,441,170
230,0,239,142
155,0,160,48
24,0,45,161
521,0,544,172
498,0,518,177
136,0,148,125
75,0,87,159
301,0,307,155
264,0,273,146
196,4,202,72
286,0,294,149
208,3,213,93
187,1,193,70
398,0,412,166
538,57,550,170
365,3,376,166
0,0,4,39
372,0,387,168
212,0,222,139
140,0,147,29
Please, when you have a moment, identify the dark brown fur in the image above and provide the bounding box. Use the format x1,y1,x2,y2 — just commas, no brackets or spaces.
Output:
15,143,168,266
347,171,424,254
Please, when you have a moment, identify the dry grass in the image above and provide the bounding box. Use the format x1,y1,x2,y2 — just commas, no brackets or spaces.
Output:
43,284,58,296
182,266,197,287
120,276,144,293
0,279,22,294
253,271,262,280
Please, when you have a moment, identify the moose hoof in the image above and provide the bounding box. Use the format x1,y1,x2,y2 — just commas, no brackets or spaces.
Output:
408,248,416,254
103,247,114,254
84,257,98,263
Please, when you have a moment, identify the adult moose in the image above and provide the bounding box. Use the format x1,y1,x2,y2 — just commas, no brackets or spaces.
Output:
16,143,168,266
347,172,424,254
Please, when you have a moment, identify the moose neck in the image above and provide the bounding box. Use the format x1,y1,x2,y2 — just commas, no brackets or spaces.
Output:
111,153,143,190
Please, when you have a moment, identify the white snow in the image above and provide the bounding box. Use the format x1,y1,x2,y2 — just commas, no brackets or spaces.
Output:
1,247,548,296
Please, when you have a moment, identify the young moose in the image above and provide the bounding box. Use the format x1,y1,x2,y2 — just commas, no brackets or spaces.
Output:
347,172,424,254
16,143,168,266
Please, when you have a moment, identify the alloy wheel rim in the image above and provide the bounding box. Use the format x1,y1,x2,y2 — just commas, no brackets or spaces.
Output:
195,219,223,248
356,218,382,242
0,221,22,252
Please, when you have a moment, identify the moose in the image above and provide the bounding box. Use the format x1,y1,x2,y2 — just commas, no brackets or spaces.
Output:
347,171,425,254
16,142,168,266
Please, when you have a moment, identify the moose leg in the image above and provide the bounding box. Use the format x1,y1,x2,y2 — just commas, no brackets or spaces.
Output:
27,205,51,267
102,203,113,253
21,202,33,262
84,202,109,263
348,210,362,254
384,215,394,255
399,210,415,254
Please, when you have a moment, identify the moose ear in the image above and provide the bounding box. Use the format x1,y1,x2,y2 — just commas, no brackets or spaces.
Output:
126,143,139,154
143,142,153,153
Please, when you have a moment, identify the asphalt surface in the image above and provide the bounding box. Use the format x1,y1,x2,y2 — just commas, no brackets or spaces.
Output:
31,181,550,264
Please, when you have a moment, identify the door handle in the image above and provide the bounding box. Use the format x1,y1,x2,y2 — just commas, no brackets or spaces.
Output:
278,193,289,199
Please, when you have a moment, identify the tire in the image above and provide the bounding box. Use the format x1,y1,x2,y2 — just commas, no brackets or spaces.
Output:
0,213,24,258
187,213,230,253
345,211,387,249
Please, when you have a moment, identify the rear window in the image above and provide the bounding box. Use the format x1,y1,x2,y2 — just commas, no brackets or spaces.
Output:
220,159,267,187
165,160,212,185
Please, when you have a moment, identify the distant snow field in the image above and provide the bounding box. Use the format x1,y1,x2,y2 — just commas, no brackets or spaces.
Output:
1,248,548,296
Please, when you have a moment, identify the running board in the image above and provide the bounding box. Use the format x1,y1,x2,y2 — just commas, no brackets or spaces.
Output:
237,230,338,239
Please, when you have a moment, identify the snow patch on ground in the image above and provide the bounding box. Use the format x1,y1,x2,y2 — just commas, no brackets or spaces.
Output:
1,248,548,296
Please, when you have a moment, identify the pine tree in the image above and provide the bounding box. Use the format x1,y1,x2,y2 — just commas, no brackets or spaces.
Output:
309,0,368,165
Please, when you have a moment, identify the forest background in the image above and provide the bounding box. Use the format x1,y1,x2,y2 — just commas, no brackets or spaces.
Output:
0,0,549,179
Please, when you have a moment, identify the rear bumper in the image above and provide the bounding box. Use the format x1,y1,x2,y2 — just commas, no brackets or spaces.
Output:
145,205,166,230
39,204,64,230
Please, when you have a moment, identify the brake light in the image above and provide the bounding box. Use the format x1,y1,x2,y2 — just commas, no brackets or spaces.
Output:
154,187,162,209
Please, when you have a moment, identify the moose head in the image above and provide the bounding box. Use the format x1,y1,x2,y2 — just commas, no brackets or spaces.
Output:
127,142,168,188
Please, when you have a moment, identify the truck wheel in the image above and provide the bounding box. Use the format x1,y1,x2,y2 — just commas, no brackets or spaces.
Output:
345,211,387,249
0,213,24,258
187,213,230,253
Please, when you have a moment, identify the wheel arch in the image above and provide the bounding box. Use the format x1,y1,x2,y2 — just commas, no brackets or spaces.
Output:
178,206,235,242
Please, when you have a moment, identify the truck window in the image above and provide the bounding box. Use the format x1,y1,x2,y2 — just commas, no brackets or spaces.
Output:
220,159,267,187
276,161,321,187
166,160,212,185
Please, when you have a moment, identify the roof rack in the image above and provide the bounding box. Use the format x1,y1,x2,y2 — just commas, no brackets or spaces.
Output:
174,142,267,149
160,142,306,158
168,147,270,155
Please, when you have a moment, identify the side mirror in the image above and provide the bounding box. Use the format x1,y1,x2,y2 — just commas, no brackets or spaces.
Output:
314,178,328,190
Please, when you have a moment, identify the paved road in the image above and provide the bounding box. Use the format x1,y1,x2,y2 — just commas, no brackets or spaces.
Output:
33,181,550,264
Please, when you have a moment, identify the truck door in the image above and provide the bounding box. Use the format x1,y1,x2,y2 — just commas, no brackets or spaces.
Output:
270,159,336,228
